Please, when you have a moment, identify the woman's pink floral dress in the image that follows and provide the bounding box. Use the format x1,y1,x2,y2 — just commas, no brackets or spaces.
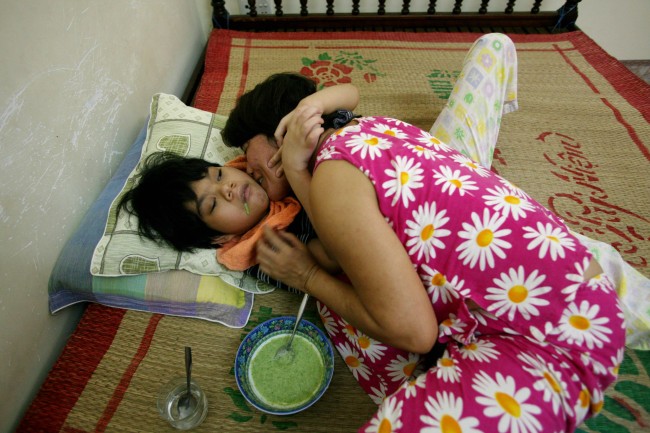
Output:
313,115,626,433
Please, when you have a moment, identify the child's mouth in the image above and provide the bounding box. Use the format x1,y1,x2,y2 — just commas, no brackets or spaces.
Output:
241,185,250,215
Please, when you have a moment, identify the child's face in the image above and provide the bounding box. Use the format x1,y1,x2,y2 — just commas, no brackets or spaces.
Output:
187,166,270,235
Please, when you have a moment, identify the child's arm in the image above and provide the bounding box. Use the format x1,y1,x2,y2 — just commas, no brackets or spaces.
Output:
270,83,360,170
275,83,359,146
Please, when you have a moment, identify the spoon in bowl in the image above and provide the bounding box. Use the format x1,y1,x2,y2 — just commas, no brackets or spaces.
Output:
275,293,310,362
177,346,197,419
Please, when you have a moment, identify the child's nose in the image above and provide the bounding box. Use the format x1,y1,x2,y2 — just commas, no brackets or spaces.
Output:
219,182,236,200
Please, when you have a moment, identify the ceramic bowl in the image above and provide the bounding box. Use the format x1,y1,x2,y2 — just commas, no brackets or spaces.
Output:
234,316,335,415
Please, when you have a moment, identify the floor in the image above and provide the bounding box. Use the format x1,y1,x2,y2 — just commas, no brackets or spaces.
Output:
621,60,650,84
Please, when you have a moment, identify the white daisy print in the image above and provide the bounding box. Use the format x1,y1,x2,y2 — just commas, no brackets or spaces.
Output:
340,320,358,344
580,351,607,376
359,116,378,122
420,391,482,433
518,352,573,417
417,130,453,152
433,165,479,196
498,177,531,199
457,209,512,271
472,371,543,433
383,155,424,207
403,373,427,399
528,321,557,343
345,132,391,160
332,123,361,137
458,339,500,362
364,395,403,433
318,303,338,336
388,117,410,127
356,331,387,363
336,341,371,381
483,186,535,220
420,265,459,304
317,145,340,161
522,222,576,261
368,380,389,405
371,123,409,139
556,300,612,349
590,275,610,293
436,350,462,383
562,256,592,302
386,352,420,383
405,142,444,161
358,166,375,186
609,347,624,377
573,387,591,426
405,202,451,261
590,388,605,415
485,266,552,321
471,307,498,327
449,274,469,298
439,313,467,338
451,153,491,177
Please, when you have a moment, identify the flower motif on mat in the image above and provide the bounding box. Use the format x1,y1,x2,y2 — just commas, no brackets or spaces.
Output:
301,51,385,89
426,69,460,100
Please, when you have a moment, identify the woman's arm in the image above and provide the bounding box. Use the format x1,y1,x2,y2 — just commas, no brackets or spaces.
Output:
271,84,360,215
279,105,326,222
309,160,438,353
307,238,340,274
258,160,438,354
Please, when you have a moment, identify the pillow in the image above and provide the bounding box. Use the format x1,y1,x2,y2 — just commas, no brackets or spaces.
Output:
48,102,270,328
89,93,274,296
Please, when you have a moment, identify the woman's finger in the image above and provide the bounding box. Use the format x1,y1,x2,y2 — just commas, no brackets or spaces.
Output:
275,229,304,249
260,226,288,252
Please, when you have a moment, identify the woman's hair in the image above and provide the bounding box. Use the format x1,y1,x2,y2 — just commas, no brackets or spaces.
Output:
221,72,318,148
118,152,223,252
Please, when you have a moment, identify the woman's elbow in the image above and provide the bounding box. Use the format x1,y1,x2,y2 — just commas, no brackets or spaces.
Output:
402,323,438,354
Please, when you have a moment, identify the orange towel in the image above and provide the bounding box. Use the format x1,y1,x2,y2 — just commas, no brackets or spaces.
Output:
226,154,248,171
216,156,302,271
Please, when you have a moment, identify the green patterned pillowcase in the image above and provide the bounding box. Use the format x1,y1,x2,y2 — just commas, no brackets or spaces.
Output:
90,93,273,294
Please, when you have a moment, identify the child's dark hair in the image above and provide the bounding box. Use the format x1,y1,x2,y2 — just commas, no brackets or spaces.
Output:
221,72,317,148
118,152,223,252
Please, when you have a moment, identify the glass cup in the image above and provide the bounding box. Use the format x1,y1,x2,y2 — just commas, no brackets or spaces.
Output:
157,377,208,430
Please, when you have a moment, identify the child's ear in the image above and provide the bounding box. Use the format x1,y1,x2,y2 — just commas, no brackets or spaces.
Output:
211,234,237,246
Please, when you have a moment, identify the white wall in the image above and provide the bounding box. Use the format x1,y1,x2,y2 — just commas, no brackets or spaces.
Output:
0,1,212,431
578,0,650,61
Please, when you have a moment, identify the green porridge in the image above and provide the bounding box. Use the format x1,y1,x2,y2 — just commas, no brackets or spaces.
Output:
248,333,326,409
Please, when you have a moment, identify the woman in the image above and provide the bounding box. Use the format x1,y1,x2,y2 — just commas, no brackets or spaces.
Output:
224,34,625,432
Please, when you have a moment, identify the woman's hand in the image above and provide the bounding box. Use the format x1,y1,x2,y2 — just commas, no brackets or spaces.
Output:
256,226,320,292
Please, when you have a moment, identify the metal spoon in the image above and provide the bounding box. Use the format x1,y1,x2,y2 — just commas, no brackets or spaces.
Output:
177,346,197,419
275,293,310,362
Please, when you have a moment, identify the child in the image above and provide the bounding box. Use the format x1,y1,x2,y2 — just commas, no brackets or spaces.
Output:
118,152,337,277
